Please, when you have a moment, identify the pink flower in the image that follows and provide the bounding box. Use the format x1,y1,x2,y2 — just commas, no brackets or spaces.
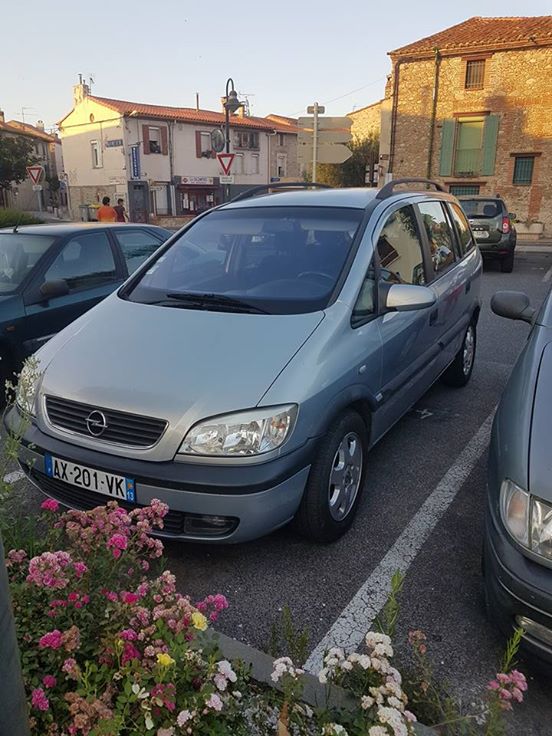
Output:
31,688,50,711
205,693,223,712
62,658,79,679
121,642,141,664
41,499,59,512
27,551,73,590
120,629,138,641
103,590,118,602
39,629,63,650
7,549,27,566
73,562,88,578
42,675,57,688
121,592,139,605
68,592,79,602
107,533,128,552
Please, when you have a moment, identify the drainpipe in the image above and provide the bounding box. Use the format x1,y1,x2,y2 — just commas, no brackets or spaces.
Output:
388,59,402,175
426,48,441,180
169,121,175,216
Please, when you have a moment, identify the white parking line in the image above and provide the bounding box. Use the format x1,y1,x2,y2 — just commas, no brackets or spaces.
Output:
304,410,495,674
3,470,24,484
543,265,552,283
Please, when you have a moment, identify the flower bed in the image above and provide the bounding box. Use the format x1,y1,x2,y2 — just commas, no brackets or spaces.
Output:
4,498,527,736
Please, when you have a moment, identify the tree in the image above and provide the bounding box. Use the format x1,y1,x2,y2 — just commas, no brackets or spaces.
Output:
0,135,37,194
315,134,379,188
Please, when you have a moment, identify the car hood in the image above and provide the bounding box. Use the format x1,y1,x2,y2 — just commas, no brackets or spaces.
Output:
529,341,552,503
37,295,324,460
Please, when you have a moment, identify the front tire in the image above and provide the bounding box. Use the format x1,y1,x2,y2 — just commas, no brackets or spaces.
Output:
441,322,476,388
294,411,368,543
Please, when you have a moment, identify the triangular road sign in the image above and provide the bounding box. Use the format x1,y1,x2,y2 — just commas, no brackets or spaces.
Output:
26,165,44,184
217,153,235,176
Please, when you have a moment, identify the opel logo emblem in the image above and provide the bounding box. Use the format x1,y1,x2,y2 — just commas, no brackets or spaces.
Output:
86,410,108,437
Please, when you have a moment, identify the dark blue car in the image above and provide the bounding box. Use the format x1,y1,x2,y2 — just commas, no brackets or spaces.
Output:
0,223,170,383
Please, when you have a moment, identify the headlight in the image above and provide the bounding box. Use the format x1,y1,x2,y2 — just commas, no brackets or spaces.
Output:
15,360,41,417
531,498,552,560
179,405,297,457
500,479,529,546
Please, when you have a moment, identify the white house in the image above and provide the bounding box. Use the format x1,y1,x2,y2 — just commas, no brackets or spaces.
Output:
58,83,298,224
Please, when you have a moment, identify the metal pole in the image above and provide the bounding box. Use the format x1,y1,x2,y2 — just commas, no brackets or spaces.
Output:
36,189,42,213
0,535,30,736
224,78,234,204
312,102,319,182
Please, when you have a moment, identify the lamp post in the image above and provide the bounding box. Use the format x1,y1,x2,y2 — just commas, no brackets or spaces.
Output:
223,78,243,201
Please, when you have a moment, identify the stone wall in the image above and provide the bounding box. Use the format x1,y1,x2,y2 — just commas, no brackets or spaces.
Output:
348,100,382,140
381,46,552,234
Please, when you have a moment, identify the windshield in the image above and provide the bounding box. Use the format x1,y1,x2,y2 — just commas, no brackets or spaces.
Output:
126,206,363,314
0,234,55,294
460,199,501,219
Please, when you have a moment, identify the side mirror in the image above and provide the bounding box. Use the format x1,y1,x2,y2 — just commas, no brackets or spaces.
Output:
39,279,70,300
385,284,436,312
491,291,535,324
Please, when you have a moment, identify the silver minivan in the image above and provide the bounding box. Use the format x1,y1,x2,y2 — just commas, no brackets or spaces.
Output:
10,180,482,543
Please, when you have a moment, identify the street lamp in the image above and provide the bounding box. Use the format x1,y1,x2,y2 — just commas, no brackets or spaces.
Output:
223,78,243,201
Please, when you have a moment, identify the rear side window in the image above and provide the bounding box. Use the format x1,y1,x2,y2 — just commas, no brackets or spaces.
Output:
417,201,456,276
449,203,474,256
375,205,426,286
44,232,117,292
115,230,163,273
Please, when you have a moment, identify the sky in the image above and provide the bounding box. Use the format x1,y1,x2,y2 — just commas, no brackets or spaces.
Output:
2,0,550,132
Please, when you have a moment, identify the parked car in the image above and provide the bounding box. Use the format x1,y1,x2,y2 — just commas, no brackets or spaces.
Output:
458,196,517,273
8,179,482,544
485,288,552,667
0,223,170,383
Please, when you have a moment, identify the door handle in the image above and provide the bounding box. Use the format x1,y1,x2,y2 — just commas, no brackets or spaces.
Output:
429,308,438,325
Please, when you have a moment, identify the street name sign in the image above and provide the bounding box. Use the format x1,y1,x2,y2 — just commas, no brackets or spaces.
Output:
297,143,353,165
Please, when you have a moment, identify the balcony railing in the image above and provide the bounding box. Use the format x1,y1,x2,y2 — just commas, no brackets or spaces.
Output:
454,148,481,176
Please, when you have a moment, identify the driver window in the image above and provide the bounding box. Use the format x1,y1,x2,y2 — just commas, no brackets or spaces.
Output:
376,205,426,286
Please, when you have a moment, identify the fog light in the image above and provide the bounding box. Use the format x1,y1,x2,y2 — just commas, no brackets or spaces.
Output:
183,514,238,537
516,615,552,648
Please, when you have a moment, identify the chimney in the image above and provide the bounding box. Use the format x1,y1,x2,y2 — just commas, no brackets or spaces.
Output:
236,106,246,118
36,120,45,131
73,81,90,105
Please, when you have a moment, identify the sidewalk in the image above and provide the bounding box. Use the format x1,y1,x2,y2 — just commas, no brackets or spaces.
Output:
516,239,552,253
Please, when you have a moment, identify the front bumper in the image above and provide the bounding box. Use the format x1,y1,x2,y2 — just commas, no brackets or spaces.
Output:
9,411,313,544
484,509,552,667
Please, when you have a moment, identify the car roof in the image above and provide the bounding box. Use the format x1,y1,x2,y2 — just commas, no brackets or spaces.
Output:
0,223,166,236
222,187,379,210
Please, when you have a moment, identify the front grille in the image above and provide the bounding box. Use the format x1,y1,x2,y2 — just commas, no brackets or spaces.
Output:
30,470,185,535
45,396,167,448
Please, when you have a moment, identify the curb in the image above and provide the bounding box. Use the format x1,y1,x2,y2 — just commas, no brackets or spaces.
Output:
211,631,436,735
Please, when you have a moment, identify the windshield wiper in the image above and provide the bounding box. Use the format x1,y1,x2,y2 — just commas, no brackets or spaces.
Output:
165,292,269,314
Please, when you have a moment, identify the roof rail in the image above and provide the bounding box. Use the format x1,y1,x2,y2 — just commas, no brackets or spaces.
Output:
228,181,332,204
376,177,446,200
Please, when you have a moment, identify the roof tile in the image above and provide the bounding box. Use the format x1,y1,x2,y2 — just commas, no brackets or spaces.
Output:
391,16,552,57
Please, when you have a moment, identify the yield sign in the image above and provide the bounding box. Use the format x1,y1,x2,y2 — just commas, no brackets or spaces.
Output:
27,165,44,184
217,153,235,175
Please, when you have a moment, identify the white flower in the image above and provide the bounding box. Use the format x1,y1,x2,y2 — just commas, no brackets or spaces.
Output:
404,710,417,723
177,710,193,726
214,673,228,691
361,695,375,710
271,656,303,683
206,693,223,712
322,725,349,736
357,654,372,670
318,668,329,684
340,660,353,671
368,727,388,736
217,659,237,682
388,696,403,711
144,715,154,731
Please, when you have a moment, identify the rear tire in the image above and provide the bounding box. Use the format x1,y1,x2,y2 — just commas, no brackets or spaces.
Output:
294,411,368,543
501,253,514,273
441,322,476,388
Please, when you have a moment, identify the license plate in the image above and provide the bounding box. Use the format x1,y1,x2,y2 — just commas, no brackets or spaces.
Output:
44,455,136,502
475,231,489,239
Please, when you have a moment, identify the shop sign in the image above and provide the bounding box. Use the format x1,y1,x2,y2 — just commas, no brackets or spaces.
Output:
181,176,214,186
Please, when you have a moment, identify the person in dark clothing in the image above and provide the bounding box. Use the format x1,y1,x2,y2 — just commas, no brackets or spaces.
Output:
113,198,127,223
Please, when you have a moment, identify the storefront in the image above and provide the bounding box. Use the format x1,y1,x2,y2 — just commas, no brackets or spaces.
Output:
176,176,221,216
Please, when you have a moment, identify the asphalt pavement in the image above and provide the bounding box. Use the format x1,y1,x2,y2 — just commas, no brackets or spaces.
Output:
9,250,552,733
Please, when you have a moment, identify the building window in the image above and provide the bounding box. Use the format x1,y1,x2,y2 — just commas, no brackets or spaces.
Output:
454,118,484,175
234,131,259,149
449,184,481,196
251,154,260,175
90,140,102,168
234,153,244,174
513,156,535,185
276,153,287,177
148,127,161,154
465,59,485,90
278,133,285,146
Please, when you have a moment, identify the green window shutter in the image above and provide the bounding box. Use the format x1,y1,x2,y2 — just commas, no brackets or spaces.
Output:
481,114,499,175
439,120,456,176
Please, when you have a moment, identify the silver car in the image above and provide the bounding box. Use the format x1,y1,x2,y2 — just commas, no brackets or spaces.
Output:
9,180,482,543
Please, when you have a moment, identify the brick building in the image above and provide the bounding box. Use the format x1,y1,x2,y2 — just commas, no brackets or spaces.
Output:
379,16,552,237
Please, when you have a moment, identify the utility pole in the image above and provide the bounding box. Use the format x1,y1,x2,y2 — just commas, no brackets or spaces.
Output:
311,102,320,182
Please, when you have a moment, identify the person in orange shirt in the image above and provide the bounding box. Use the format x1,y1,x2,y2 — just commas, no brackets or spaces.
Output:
96,196,117,222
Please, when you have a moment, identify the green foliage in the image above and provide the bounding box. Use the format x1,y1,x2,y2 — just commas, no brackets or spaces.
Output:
268,605,310,666
0,135,38,191
0,208,43,227
375,569,405,639
316,134,379,187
